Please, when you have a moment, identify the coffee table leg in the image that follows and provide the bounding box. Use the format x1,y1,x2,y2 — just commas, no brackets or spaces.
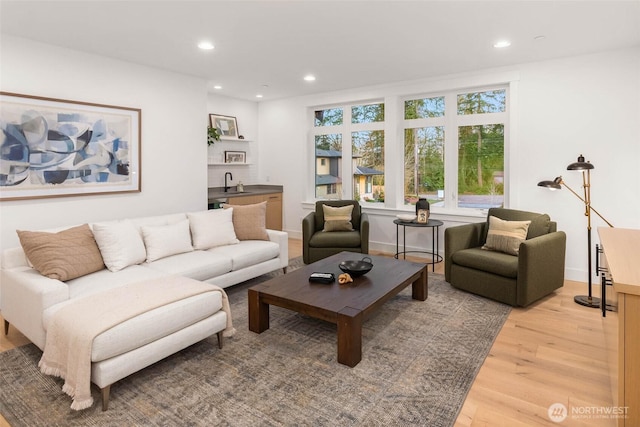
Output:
337,306,363,367
411,267,428,301
248,289,269,333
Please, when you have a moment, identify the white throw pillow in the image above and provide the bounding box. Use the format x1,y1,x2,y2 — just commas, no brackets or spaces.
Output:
141,219,194,263
187,208,239,250
92,220,147,272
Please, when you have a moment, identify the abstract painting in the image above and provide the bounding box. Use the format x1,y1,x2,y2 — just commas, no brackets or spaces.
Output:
0,92,141,201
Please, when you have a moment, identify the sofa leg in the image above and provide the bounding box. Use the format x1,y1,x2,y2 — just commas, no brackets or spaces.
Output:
101,385,111,411
3,319,8,335
283,267,287,274
216,331,224,349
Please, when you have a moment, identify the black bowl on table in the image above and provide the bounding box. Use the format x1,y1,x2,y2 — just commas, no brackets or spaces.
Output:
338,257,373,277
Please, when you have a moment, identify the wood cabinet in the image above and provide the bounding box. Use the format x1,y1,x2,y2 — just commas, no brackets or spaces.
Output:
226,192,283,231
598,227,640,427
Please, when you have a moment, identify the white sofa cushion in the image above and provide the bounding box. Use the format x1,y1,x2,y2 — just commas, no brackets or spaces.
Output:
90,292,222,362
64,264,167,299
141,219,193,263
188,208,239,250
143,250,232,281
208,240,280,271
42,285,223,362
92,220,147,272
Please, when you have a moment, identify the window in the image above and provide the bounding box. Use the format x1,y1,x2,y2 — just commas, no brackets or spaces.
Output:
403,88,506,210
456,89,505,208
314,131,343,199
404,126,445,205
404,96,446,207
312,103,385,202
311,86,508,211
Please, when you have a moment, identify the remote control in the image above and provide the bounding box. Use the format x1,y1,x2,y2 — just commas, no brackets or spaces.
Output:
309,272,335,283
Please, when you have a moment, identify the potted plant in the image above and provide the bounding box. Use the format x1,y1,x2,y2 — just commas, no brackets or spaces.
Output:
207,126,221,145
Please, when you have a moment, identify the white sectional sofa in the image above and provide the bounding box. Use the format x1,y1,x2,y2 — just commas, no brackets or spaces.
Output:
0,205,288,410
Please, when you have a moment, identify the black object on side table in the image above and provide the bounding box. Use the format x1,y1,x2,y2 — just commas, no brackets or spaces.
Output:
394,218,444,272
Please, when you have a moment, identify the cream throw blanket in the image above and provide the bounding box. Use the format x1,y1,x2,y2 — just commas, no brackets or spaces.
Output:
38,276,235,410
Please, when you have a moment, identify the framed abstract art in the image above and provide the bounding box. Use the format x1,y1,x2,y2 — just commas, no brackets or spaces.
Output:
0,92,141,201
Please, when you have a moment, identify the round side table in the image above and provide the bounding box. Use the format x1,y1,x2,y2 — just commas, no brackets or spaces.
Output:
394,218,444,272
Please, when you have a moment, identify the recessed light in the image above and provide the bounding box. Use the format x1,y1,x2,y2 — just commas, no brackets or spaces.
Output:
213,85,222,90
198,41,214,50
256,94,263,98
493,40,511,48
534,35,546,41
304,75,316,82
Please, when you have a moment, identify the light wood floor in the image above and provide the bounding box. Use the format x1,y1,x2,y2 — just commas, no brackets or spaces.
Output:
0,239,614,426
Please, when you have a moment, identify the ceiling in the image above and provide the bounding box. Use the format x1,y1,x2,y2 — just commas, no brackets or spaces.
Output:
1,1,639,101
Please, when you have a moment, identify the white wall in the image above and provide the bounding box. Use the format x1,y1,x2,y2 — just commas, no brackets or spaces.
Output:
258,47,640,282
0,36,209,254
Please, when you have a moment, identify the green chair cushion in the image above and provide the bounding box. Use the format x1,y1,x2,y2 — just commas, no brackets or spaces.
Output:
309,230,362,248
451,247,519,278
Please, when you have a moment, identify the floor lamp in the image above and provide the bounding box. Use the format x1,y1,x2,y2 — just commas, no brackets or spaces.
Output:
537,154,614,309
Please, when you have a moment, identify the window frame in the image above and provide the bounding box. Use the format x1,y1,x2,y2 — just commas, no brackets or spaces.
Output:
310,100,385,202
402,85,509,212
308,80,513,216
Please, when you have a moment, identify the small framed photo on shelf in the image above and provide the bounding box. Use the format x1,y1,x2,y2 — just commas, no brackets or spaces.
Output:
210,113,239,138
224,151,246,164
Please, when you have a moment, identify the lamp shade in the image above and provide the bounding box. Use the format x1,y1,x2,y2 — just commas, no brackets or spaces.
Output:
567,154,594,170
537,176,563,189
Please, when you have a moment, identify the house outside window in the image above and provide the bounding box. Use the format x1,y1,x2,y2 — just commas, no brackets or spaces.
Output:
313,103,385,203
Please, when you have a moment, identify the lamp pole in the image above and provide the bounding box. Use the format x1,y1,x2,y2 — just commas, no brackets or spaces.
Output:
537,155,614,309
578,166,597,307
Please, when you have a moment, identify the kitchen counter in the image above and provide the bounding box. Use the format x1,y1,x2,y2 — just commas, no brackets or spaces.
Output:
207,184,283,203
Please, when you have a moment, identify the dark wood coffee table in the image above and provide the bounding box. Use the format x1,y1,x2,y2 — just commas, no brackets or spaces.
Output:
248,251,428,367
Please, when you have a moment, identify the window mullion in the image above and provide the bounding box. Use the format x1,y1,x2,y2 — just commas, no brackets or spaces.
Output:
343,107,353,200
444,92,458,208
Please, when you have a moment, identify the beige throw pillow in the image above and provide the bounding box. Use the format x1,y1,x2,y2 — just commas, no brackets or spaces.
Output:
223,202,269,241
323,204,354,232
482,216,531,256
16,224,105,281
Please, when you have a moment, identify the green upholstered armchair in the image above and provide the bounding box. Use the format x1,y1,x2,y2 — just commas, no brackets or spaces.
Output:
444,208,566,307
302,200,370,264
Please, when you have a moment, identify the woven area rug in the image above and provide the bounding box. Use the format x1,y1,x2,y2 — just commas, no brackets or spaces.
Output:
0,257,510,427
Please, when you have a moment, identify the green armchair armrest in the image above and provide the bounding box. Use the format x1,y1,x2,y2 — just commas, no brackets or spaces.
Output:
517,231,567,306
444,221,485,282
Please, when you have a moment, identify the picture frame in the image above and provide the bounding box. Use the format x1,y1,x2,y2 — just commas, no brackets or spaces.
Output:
224,151,246,164
210,113,239,139
0,92,141,201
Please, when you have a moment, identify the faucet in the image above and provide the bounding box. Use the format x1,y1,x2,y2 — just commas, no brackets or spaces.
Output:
224,172,233,192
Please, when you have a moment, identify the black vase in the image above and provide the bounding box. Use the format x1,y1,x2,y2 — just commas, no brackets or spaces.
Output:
416,198,430,223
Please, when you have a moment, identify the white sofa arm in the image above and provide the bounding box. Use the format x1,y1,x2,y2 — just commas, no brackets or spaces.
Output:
1,267,69,349
266,229,289,269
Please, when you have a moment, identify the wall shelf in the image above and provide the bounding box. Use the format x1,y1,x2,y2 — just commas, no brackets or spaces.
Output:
218,137,252,142
208,162,252,166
